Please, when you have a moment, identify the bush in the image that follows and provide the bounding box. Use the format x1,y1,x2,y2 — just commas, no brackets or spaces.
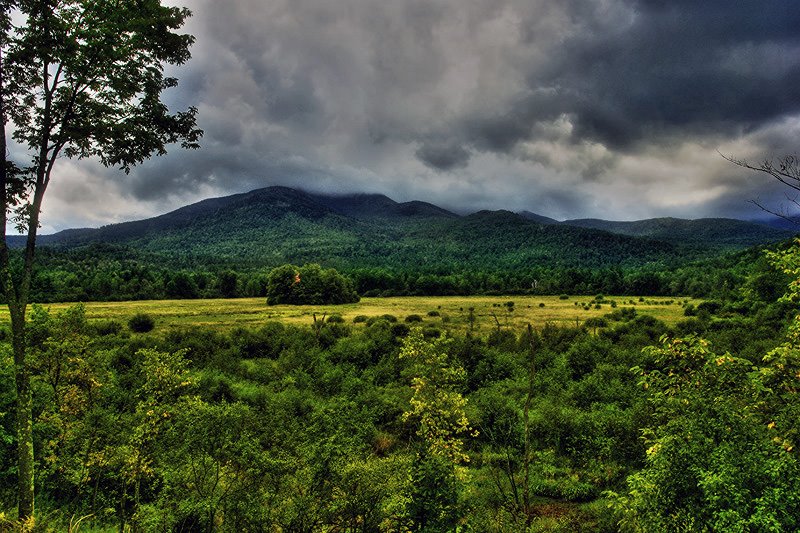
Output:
327,314,345,323
605,307,637,322
559,294,569,300
584,317,608,328
93,319,123,336
539,302,545,308
405,314,423,323
353,315,369,323
128,313,155,333
427,310,440,317
422,326,441,339
391,323,411,337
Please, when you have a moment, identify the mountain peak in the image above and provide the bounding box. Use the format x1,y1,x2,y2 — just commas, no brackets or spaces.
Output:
517,211,559,224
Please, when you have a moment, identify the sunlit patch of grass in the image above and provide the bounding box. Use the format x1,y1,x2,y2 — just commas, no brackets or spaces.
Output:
0,295,699,334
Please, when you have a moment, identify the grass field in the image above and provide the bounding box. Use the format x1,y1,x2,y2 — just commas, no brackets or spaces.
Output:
0,295,699,334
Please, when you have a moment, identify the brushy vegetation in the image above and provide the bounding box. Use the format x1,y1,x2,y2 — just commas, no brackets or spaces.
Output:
1,243,799,530
128,312,155,333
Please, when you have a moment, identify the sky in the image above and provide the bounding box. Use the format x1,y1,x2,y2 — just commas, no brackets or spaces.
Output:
34,0,800,232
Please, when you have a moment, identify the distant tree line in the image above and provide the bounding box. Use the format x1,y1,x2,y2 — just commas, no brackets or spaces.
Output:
0,243,786,304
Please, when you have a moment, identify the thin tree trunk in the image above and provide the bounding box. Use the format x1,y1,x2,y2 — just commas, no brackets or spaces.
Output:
13,316,34,521
0,40,37,522
524,323,536,524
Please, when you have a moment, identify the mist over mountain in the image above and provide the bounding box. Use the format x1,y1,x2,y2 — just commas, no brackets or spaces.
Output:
13,186,796,272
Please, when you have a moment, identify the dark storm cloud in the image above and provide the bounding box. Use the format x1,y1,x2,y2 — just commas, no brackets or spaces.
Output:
480,0,800,151
42,0,800,231
415,142,471,171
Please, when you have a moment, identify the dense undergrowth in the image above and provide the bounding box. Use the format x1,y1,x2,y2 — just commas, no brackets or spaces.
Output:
1,262,797,531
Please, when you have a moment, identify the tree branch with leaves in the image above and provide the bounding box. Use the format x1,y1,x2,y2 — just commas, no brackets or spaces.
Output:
0,0,201,522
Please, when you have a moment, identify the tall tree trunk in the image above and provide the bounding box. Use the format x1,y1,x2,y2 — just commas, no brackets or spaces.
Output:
12,310,34,520
0,42,36,523
0,41,50,522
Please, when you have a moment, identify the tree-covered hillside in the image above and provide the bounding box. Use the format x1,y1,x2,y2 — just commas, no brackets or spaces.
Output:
14,187,793,270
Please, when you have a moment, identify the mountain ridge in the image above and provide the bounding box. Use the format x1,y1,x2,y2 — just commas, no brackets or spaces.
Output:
9,186,795,271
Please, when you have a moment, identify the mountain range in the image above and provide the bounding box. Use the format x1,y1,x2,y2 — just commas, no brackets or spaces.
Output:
12,186,796,271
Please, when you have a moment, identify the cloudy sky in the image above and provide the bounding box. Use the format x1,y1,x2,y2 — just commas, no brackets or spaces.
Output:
37,0,800,232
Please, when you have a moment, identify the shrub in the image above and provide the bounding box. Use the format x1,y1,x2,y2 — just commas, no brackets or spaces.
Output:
327,314,345,323
405,314,423,323
128,313,155,333
696,300,722,315
559,294,569,300
391,323,410,337
427,310,440,317
353,315,369,323
584,317,608,328
93,319,123,336
606,307,637,322
539,302,545,308
422,326,441,339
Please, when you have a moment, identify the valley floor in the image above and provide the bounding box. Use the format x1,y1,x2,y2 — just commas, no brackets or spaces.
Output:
0,294,698,332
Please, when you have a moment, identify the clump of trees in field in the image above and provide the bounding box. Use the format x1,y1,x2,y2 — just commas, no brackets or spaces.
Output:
266,263,359,305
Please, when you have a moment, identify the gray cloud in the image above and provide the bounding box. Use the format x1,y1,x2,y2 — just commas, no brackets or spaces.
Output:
29,0,800,231
416,142,471,171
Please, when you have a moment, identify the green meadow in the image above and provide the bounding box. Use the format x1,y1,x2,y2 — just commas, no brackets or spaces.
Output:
0,294,698,333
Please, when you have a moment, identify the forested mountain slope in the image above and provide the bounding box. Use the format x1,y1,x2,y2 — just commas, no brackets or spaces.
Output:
13,186,791,272
561,216,794,248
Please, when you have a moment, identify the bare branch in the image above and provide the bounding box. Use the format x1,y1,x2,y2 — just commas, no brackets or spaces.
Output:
722,150,800,225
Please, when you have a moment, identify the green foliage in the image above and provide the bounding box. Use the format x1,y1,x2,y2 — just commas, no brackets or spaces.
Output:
612,335,800,531
92,319,123,336
2,246,798,529
266,263,359,305
217,270,239,298
400,330,477,464
128,313,155,333
606,306,637,322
